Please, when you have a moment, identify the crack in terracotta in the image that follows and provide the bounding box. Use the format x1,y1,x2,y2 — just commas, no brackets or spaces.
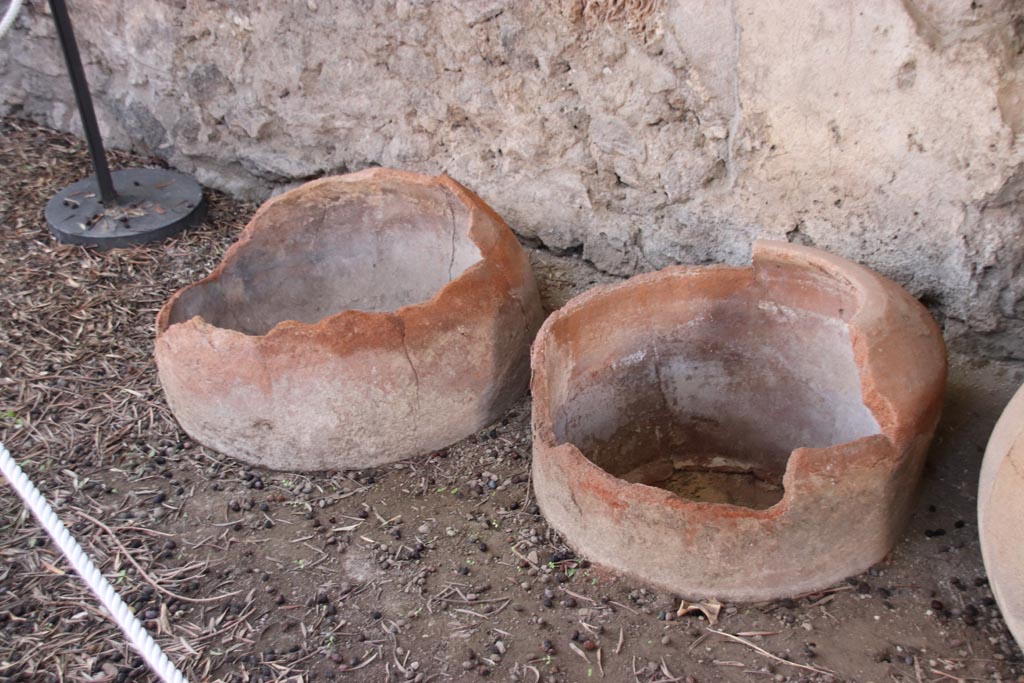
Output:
395,313,421,444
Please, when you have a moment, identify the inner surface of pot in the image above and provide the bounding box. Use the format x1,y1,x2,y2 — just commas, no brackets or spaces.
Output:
550,284,881,509
167,180,483,335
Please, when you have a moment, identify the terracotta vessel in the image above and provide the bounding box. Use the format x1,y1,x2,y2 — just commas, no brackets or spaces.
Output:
531,241,947,601
979,382,1024,648
156,168,543,471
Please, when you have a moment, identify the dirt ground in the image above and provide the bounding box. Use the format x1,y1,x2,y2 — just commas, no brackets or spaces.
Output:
1,118,1022,683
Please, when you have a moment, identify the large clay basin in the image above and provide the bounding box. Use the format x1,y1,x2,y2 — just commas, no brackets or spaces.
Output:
979,382,1024,648
155,168,543,471
531,241,947,601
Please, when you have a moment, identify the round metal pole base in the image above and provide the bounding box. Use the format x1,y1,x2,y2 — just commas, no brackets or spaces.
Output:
45,168,207,249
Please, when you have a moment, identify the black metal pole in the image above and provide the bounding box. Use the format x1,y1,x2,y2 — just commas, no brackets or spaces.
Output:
48,0,116,204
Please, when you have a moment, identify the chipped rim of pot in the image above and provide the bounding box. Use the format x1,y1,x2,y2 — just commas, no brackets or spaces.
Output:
530,239,948,520
154,167,523,343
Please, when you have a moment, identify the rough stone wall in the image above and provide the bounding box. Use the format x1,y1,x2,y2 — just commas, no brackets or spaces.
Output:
2,0,1022,357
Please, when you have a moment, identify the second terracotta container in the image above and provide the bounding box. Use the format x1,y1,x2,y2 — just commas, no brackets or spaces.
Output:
531,241,947,601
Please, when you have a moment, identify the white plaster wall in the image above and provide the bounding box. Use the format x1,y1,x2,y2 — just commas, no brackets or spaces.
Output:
2,0,1021,356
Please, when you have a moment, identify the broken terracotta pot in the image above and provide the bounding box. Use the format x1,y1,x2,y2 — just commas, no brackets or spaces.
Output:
531,240,947,601
979,382,1024,648
155,168,543,471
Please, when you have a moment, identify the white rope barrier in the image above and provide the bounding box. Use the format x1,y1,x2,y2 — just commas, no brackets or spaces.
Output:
0,442,189,683
2,4,190,679
0,0,24,41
